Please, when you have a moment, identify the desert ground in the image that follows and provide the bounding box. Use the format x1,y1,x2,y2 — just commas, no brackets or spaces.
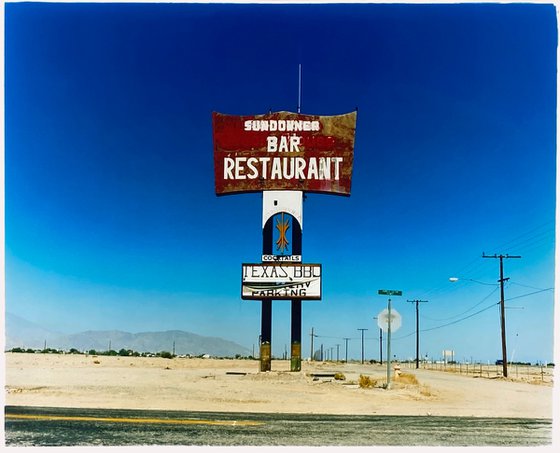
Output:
4,353,554,419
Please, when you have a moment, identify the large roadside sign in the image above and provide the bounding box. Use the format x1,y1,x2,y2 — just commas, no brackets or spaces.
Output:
241,263,322,300
213,111,357,196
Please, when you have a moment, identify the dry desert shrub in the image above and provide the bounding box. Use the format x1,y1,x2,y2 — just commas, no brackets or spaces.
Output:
394,372,419,385
334,372,346,381
359,374,377,388
419,385,433,397
392,373,434,398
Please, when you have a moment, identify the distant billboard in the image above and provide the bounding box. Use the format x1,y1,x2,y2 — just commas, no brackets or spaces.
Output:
213,111,357,195
241,263,322,300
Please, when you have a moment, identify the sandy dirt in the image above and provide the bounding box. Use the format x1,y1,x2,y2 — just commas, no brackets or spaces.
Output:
4,353,554,419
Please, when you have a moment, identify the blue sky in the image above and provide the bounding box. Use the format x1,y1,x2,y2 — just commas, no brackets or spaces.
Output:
4,1,556,363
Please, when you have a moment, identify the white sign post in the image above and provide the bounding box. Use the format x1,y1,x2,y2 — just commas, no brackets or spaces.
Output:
378,289,403,390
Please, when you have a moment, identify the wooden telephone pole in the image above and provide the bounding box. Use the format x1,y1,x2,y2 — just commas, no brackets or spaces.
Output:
406,299,428,369
482,253,521,378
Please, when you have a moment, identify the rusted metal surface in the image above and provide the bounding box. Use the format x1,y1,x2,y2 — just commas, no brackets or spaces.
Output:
213,111,357,195
290,342,301,372
259,342,271,372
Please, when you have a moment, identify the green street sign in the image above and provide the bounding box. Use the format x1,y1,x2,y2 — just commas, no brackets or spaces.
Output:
378,289,402,296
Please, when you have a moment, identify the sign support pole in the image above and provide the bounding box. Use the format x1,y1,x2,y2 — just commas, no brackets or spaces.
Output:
378,289,402,390
290,213,303,371
259,191,304,372
386,298,392,389
259,214,274,372
290,300,302,371
260,301,272,372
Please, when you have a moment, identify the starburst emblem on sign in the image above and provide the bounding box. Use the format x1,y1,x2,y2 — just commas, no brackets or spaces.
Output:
275,213,290,254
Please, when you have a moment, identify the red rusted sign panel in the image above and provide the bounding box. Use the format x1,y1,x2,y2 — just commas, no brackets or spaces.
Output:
213,111,357,195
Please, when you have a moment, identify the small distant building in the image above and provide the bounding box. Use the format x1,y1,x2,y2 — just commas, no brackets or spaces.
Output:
442,349,455,363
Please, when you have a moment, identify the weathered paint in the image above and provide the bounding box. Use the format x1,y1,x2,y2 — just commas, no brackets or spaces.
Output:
290,341,302,372
213,111,357,195
241,263,322,300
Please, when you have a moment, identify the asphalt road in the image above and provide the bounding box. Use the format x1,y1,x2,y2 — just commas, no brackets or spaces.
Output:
4,406,552,447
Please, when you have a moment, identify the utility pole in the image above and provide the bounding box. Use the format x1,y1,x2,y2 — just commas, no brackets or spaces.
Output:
387,299,392,387
336,344,340,362
379,328,383,364
310,328,317,361
343,337,350,363
407,299,428,369
357,328,368,364
373,317,383,364
482,253,521,378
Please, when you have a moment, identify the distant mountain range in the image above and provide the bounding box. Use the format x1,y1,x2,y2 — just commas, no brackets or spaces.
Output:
4,313,251,357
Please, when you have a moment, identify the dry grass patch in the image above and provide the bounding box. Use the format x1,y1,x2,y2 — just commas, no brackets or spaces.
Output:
393,373,436,399
527,378,552,386
419,385,434,397
394,372,419,385
358,374,378,388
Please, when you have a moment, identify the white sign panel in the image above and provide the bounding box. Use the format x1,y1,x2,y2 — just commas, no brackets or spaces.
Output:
377,308,402,332
261,255,302,262
242,263,321,300
262,190,303,230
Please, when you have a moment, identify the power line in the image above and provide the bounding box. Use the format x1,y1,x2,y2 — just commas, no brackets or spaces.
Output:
415,222,553,301
495,221,553,251
505,232,554,256
508,281,552,291
419,302,498,333
310,286,551,349
421,279,550,326
392,300,498,341
315,334,350,340
308,292,515,357
421,286,499,322
505,288,554,302
307,286,550,360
